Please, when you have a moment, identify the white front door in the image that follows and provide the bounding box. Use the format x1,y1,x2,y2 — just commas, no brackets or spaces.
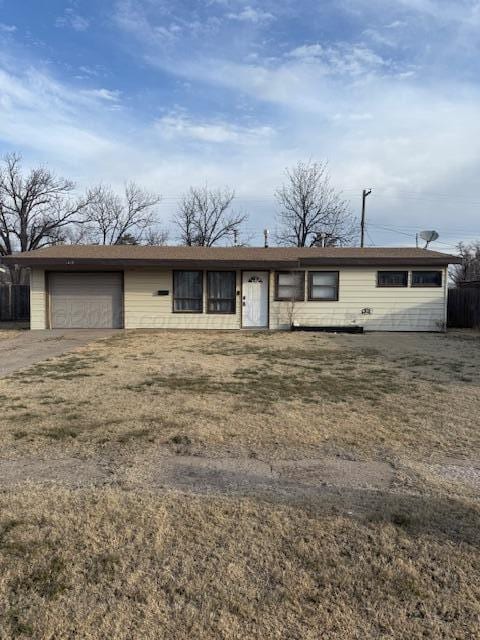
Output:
242,271,269,328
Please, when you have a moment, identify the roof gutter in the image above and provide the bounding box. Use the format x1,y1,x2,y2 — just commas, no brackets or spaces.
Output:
0,255,461,268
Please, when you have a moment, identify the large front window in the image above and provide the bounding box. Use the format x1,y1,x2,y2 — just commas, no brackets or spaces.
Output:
207,271,236,314
173,271,203,312
275,271,305,301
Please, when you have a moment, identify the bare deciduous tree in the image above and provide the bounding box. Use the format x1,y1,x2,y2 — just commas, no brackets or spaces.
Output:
143,228,169,246
451,241,480,286
0,153,92,280
275,160,356,247
81,182,165,245
174,186,247,246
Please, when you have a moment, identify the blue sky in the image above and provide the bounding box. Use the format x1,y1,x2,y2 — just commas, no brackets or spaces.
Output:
1,0,480,248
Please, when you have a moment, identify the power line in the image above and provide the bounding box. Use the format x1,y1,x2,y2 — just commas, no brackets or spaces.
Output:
367,224,457,248
369,222,480,239
140,189,480,206
365,228,376,247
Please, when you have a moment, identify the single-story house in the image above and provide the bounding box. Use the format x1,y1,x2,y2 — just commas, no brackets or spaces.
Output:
0,245,461,331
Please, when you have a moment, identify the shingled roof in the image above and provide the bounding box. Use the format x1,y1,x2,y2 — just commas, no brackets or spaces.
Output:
1,245,460,267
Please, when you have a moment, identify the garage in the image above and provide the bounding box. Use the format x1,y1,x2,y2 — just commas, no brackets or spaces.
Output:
48,272,123,329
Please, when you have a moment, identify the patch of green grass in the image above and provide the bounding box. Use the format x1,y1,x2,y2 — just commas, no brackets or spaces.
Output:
64,413,82,422
12,430,32,441
117,428,155,444
8,411,41,423
4,607,34,638
125,359,406,408
4,403,28,411
390,512,413,528
168,434,192,446
0,518,23,542
42,426,79,440
10,353,106,383
0,519,37,556
86,552,121,583
14,556,68,599
38,397,66,406
86,417,124,429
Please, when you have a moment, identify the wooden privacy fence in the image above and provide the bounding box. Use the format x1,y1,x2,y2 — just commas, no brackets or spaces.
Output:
448,287,480,328
0,285,30,322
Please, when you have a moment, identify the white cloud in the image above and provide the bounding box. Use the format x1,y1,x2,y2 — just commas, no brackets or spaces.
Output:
385,20,407,28
78,65,99,76
0,66,118,161
81,88,122,102
155,112,274,144
55,9,90,32
226,6,275,23
0,23,16,33
362,28,397,48
288,44,324,59
288,43,387,76
349,0,480,26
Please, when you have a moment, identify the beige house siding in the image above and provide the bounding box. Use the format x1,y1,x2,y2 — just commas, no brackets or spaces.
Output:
30,269,47,330
269,267,447,331
29,266,448,331
124,269,242,329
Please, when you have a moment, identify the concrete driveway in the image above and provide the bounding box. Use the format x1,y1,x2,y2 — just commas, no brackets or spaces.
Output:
0,329,120,377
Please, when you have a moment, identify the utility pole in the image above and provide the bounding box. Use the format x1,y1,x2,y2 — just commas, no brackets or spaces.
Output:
360,188,372,248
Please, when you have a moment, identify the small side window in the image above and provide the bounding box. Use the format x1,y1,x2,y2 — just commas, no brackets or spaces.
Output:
275,272,305,301
411,271,442,287
377,271,408,287
308,271,339,301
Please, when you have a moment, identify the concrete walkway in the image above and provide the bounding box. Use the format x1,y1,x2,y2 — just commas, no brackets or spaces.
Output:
0,329,120,377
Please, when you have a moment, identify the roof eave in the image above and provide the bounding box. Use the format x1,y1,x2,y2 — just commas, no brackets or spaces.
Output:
0,255,462,268
0,257,300,269
300,256,462,266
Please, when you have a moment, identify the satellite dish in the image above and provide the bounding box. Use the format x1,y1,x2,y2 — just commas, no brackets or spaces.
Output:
419,230,439,248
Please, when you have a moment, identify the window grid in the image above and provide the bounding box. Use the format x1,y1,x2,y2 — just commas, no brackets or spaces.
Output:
411,271,443,287
207,271,236,314
377,271,409,288
173,270,203,313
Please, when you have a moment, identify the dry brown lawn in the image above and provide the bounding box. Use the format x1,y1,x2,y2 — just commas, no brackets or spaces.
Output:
0,330,479,638
0,330,21,341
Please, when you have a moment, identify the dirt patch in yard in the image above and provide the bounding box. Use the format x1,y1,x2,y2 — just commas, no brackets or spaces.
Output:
0,457,113,488
430,461,480,490
0,450,394,499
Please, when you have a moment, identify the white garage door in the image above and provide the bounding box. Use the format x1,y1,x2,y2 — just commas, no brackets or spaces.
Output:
49,272,123,329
